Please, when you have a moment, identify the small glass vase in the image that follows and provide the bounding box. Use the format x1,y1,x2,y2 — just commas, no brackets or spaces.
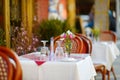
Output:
93,36,99,42
67,51,70,57
66,51,70,58
65,43,72,58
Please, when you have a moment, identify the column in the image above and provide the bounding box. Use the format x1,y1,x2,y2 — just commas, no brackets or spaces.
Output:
3,0,10,47
21,0,27,28
67,0,76,32
116,0,120,38
26,0,33,42
94,0,110,31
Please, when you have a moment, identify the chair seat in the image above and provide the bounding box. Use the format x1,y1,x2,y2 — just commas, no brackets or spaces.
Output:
94,64,105,70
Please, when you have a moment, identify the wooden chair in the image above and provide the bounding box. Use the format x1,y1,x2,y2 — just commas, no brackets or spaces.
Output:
0,46,22,80
100,30,117,42
100,31,117,43
54,35,83,53
99,30,117,80
75,33,106,80
75,33,92,54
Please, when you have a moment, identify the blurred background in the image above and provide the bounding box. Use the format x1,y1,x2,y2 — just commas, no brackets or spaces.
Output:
0,0,120,52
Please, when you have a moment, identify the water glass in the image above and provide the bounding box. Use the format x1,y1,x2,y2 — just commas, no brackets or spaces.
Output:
40,40,49,56
55,41,64,59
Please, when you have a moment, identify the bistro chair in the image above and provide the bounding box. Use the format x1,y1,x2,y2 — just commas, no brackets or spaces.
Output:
99,30,117,42
75,33,106,80
0,46,22,80
75,33,92,54
99,30,117,80
54,35,83,53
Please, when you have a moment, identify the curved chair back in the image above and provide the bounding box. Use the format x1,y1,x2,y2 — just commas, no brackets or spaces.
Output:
99,30,117,43
54,35,83,53
0,46,22,80
75,33,92,55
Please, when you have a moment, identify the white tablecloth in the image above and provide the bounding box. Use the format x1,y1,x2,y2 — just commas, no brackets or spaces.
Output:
91,41,120,70
19,53,96,80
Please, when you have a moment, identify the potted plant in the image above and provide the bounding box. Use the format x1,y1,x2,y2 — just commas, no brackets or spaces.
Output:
38,19,71,45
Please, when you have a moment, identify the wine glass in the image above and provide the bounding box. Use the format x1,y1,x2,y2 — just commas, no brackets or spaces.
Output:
55,40,64,59
40,40,49,57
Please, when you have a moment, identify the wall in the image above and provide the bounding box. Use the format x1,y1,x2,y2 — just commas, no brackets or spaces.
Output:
34,0,67,23
35,0,49,23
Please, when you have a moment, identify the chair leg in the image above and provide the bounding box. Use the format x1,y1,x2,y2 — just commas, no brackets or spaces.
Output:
102,66,106,80
111,66,117,80
107,71,110,80
94,76,97,80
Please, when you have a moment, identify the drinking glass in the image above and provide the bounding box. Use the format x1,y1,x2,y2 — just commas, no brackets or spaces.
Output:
55,40,64,59
40,40,49,56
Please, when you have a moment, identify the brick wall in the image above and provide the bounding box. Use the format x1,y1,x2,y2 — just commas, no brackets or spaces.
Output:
35,0,49,23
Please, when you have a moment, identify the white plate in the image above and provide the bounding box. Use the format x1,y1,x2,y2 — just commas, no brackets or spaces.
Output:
60,58,78,62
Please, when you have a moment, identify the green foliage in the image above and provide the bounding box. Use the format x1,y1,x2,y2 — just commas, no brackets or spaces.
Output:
92,27,100,40
0,28,6,46
38,19,70,42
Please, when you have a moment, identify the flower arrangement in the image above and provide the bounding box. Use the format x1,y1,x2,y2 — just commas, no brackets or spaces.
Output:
11,26,39,55
60,30,75,56
92,27,100,41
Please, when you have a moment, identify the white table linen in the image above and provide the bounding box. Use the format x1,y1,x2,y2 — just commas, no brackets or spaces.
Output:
91,41,120,71
19,53,96,80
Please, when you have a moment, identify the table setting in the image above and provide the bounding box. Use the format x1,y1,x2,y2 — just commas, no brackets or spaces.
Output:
19,52,96,80
18,30,97,80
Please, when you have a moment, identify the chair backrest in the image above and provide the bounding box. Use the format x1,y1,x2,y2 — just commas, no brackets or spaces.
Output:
54,35,83,53
0,46,22,80
99,30,117,43
75,33,92,55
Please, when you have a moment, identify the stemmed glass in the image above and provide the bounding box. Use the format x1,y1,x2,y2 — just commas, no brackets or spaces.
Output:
40,40,49,58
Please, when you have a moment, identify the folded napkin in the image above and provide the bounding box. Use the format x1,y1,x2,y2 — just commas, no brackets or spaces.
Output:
21,54,45,66
35,60,45,66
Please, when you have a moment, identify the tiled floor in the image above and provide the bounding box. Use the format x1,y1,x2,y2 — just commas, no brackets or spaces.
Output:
95,40,120,80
